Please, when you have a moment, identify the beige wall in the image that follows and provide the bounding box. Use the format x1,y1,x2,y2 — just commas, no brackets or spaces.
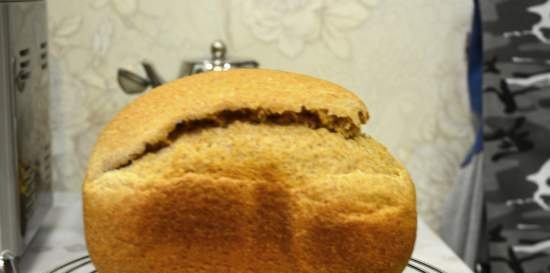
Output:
47,0,473,231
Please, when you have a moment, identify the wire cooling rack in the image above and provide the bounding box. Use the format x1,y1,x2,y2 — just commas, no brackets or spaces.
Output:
45,255,445,273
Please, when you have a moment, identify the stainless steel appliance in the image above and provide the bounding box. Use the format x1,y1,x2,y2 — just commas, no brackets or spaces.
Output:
0,0,52,272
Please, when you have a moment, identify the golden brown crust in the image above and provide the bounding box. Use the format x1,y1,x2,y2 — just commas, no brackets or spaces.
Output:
84,123,415,273
84,171,415,273
83,70,415,273
86,69,368,181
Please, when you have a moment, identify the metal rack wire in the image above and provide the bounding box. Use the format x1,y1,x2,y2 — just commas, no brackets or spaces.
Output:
409,258,445,273
46,256,95,273
46,256,445,273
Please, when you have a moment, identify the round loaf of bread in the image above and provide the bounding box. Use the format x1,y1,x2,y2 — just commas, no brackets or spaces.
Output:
83,69,416,273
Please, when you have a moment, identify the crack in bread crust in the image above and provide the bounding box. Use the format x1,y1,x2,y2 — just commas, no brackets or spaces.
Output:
115,107,360,171
85,69,370,181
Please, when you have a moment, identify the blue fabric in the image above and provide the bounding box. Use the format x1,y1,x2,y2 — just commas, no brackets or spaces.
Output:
468,0,483,118
463,0,483,166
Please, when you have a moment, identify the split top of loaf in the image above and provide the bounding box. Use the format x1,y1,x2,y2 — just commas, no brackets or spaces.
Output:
86,69,370,181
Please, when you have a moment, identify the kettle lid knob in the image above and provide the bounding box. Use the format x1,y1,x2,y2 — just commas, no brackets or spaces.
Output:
211,40,226,60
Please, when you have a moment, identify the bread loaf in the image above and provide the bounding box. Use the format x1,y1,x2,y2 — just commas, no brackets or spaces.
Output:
83,69,416,273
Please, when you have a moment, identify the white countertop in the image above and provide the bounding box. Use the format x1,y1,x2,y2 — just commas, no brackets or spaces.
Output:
20,193,473,273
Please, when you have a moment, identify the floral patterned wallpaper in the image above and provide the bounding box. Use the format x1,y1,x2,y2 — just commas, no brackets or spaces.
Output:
47,0,473,231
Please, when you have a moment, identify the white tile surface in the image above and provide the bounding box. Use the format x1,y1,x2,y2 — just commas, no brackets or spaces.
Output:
409,221,474,273
20,193,473,273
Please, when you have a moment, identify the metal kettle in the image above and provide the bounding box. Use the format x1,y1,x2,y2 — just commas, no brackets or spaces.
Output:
117,40,259,94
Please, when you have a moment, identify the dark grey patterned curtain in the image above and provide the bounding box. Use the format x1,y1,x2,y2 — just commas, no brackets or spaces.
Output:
481,0,550,272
